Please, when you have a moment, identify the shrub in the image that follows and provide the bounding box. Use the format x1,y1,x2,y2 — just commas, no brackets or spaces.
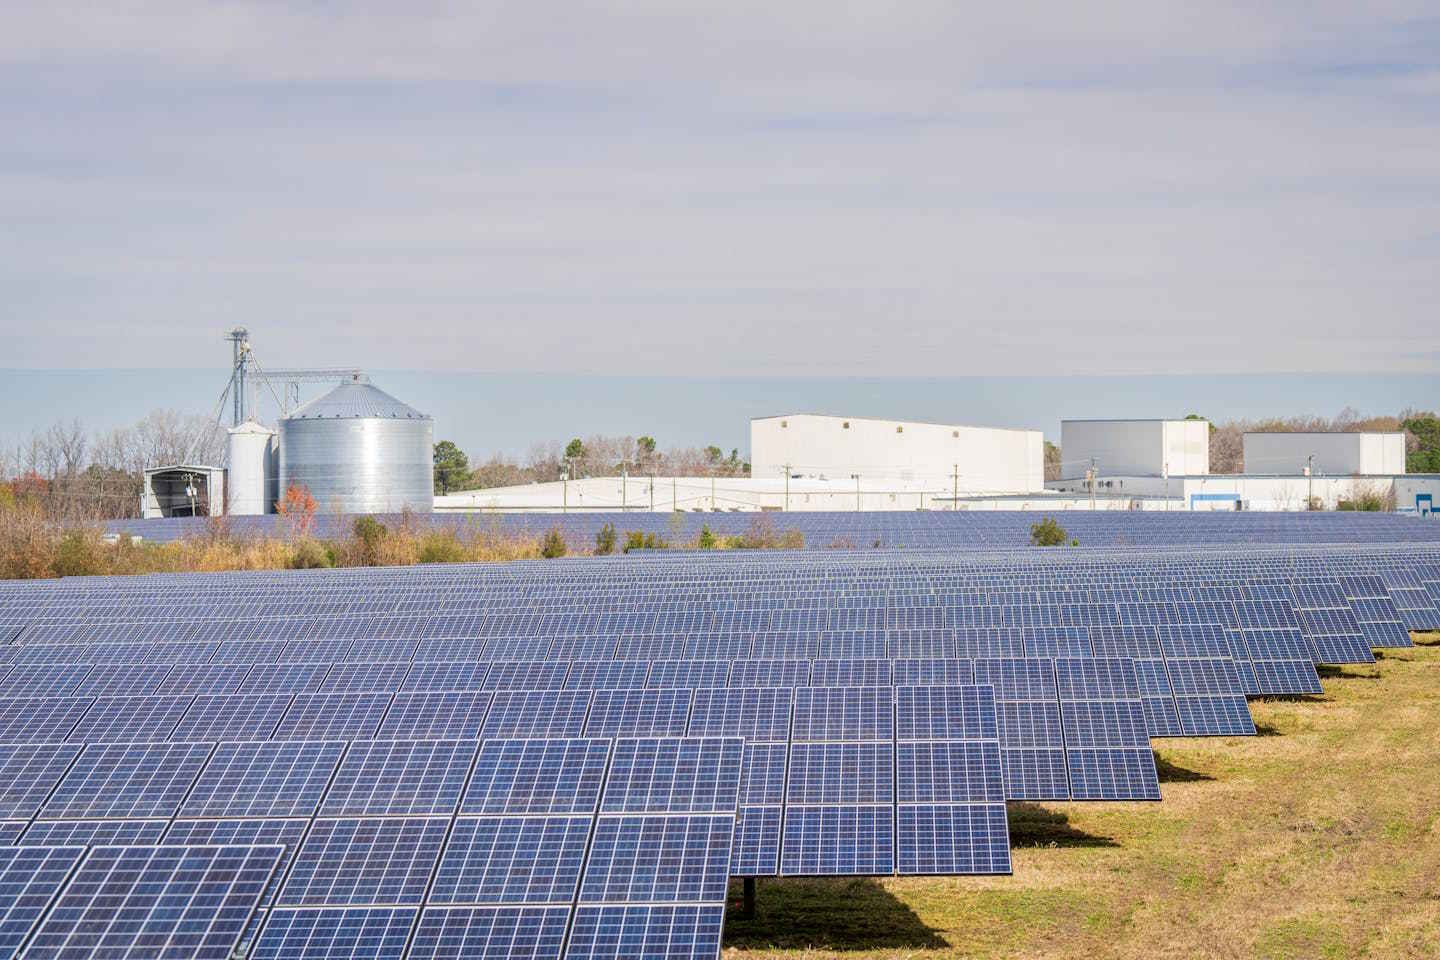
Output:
1030,517,1068,547
622,531,667,553
288,539,333,569
595,522,616,555
52,530,106,578
540,527,568,559
778,529,805,550
352,515,388,565
698,525,716,550
417,531,466,564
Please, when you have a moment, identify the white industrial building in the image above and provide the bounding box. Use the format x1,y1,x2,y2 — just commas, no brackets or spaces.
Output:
749,414,1044,493
1243,432,1406,476
1059,419,1210,479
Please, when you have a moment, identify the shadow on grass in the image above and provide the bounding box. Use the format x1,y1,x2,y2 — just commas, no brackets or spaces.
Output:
724,877,947,951
1409,632,1440,647
1317,664,1381,680
1253,721,1283,737
1372,650,1412,661
1006,801,1119,848
1153,752,1215,783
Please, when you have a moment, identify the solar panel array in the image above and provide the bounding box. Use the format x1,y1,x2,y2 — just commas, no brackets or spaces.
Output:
0,532,1434,957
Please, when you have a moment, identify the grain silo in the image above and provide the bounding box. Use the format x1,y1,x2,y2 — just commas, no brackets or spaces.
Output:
226,420,277,515
278,379,434,514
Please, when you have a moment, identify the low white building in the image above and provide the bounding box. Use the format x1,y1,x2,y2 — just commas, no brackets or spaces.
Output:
1060,419,1210,479
1048,472,1440,513
749,414,1044,493
1243,432,1406,476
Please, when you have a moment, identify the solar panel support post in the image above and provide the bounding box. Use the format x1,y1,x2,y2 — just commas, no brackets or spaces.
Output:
742,876,757,919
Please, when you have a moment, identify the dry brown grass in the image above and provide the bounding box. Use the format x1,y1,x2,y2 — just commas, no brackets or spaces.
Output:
725,635,1440,959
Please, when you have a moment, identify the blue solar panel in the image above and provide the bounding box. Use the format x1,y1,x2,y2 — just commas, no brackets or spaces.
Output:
791,687,893,741
731,805,783,876
67,694,192,742
163,818,309,908
172,693,294,741
0,696,94,743
580,815,734,903
728,659,809,687
378,691,494,739
897,804,1011,875
0,845,85,957
599,737,743,814
738,743,788,805
585,688,692,737
20,819,168,846
403,661,491,691
566,904,726,960
278,816,448,909
321,661,411,693
430,815,591,904
0,743,82,818
240,662,331,695
895,685,997,741
811,658,892,686
564,661,649,690
646,660,729,689
463,739,610,815
42,741,213,819
27,843,283,960
786,742,893,804
182,740,345,818
252,907,416,960
321,739,477,816
780,806,894,876
71,662,174,697
274,692,393,740
409,905,569,960
686,687,792,740
0,664,92,698
482,690,590,738
155,662,247,696
482,661,569,691
896,742,1003,803
1066,748,1162,801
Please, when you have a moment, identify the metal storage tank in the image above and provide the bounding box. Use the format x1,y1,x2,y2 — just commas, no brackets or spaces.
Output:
226,420,277,515
278,380,434,514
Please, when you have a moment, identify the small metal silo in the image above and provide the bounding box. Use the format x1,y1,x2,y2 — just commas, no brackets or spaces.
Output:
278,380,434,514
226,420,277,515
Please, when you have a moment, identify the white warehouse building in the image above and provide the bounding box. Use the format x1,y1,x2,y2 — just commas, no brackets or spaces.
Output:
1243,432,1406,476
1059,419,1210,479
749,414,1044,493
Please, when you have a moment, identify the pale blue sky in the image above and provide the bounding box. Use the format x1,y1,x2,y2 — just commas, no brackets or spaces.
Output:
1,3,1437,442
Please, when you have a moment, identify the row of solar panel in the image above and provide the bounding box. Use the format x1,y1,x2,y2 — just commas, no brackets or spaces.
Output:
0,735,766,960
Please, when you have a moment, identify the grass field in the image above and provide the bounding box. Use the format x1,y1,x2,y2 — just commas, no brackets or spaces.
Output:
724,634,1440,960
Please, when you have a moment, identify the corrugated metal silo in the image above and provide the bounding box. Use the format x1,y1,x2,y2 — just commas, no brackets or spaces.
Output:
226,420,276,515
278,380,434,514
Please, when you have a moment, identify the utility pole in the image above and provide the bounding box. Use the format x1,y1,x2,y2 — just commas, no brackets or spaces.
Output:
1088,458,1097,511
621,465,627,512
649,475,654,512
952,464,958,512
711,476,716,511
672,477,677,512
856,476,861,512
1307,454,1314,510
784,464,791,512
562,459,569,514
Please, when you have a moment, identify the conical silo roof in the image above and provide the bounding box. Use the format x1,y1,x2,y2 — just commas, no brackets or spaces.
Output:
285,381,430,421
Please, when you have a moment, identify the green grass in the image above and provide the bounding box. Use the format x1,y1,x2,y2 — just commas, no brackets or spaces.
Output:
723,635,1440,959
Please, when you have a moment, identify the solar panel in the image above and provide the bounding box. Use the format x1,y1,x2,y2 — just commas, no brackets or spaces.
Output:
580,815,735,903
278,817,449,907
66,695,193,742
41,741,214,820
320,739,477,816
462,739,610,816
585,688,692,737
408,905,569,960
252,907,416,960
0,845,85,958
0,697,95,744
27,843,283,960
378,691,494,739
182,740,346,818
0,743,82,819
565,904,727,960
599,738,743,815
431,815,592,904
172,693,294,741
274,692,393,740
482,691,590,739
20,819,168,846
163,818,309,909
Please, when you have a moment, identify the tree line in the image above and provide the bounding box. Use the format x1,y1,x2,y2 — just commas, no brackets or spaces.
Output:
433,434,752,494
1,411,225,520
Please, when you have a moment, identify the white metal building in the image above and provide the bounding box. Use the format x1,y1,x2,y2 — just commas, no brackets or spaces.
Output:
141,465,225,519
749,414,1044,493
1059,419,1210,479
226,420,277,516
1243,432,1406,476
